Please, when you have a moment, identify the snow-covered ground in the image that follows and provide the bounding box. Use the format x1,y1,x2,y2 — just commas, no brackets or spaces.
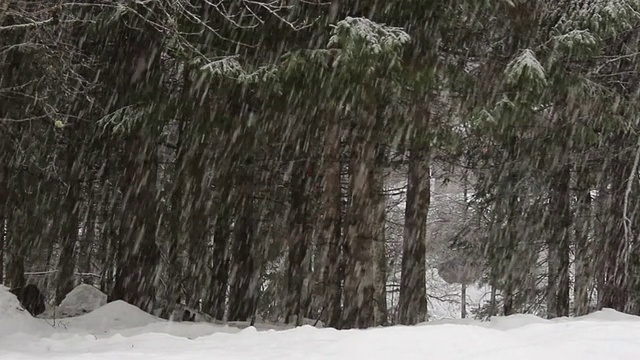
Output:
1,286,640,360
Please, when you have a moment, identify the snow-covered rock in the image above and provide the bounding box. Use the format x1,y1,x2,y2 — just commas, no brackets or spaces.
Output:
57,284,107,317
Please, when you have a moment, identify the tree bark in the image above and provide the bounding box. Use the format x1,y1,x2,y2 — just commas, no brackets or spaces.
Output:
208,200,231,320
166,118,188,312
398,147,430,325
55,145,83,304
372,146,388,326
601,153,631,312
342,130,377,329
6,208,25,290
0,153,6,284
285,157,312,326
574,165,592,316
183,140,214,309
227,162,260,322
546,164,571,318
111,132,161,312
80,193,97,277
318,122,343,328
0,215,4,284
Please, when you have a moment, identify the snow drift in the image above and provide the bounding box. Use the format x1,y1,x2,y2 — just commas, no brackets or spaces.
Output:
0,285,53,337
2,285,640,359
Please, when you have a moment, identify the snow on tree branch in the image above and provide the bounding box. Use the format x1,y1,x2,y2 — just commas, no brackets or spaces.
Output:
328,17,410,61
504,49,547,89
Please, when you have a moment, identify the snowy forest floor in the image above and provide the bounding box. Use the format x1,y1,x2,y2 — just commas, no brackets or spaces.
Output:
1,287,640,359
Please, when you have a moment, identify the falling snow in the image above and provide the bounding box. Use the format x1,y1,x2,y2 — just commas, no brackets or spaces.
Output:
2,0,640,358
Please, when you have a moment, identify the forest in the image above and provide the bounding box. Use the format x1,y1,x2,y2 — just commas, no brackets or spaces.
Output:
1,0,640,329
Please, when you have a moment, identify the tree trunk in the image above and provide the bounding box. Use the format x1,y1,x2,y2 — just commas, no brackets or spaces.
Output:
398,147,430,325
503,279,515,316
99,182,119,295
285,157,312,326
574,165,592,316
318,122,343,328
55,146,83,304
372,146,387,326
7,185,31,290
546,165,571,318
208,201,231,320
461,284,467,319
55,186,80,304
489,281,497,318
594,178,608,309
342,131,377,329
167,118,189,311
6,209,25,290
227,164,260,322
0,143,6,284
112,132,161,312
80,194,97,277
183,141,213,308
0,216,4,284
601,153,631,311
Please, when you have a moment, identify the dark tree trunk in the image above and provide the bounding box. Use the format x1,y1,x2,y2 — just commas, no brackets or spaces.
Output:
55,146,83,304
167,149,187,311
0,141,6,284
7,181,33,290
398,147,430,325
54,186,80,304
546,165,571,318
372,146,387,326
6,209,25,290
594,178,608,309
227,164,259,322
284,157,312,326
503,279,515,316
99,182,119,295
80,193,97,277
0,215,4,284
208,201,231,320
574,165,592,316
342,131,377,329
601,153,631,312
317,122,343,328
183,140,213,309
112,132,161,312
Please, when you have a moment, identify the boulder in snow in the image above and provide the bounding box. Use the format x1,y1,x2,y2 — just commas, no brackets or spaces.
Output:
58,284,107,317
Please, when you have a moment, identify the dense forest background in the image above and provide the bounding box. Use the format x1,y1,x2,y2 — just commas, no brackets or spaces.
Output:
2,0,640,329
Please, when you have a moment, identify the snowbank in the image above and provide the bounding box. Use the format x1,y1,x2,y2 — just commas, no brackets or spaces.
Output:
3,285,640,359
1,312,640,359
577,308,640,322
0,285,53,337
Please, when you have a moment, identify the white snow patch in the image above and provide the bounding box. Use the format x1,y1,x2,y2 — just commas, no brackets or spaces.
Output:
2,285,640,359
